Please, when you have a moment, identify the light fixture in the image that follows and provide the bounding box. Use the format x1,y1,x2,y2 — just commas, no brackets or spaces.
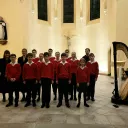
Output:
54,17,58,20
80,0,83,20
80,17,83,20
32,0,35,14
104,0,107,15
54,0,58,20
104,9,107,15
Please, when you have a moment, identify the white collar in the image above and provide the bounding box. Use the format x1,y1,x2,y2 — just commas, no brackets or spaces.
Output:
26,61,34,66
10,62,17,66
80,66,86,70
44,61,51,65
70,58,77,61
60,61,67,65
38,60,44,63
54,58,61,62
89,61,96,64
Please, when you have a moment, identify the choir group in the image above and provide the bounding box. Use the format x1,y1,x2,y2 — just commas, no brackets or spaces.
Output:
0,48,99,109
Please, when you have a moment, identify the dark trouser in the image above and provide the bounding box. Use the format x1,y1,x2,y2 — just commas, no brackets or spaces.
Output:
2,93,6,100
21,85,26,99
37,83,41,98
20,76,26,98
26,79,36,103
41,78,51,104
78,82,87,104
71,73,77,98
0,77,9,100
8,81,19,104
52,73,57,96
87,75,96,99
58,79,69,104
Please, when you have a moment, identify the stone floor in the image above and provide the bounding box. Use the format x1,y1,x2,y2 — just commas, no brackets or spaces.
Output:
0,75,128,128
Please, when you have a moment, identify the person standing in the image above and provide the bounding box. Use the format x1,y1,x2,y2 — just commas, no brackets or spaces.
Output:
76,58,90,108
23,53,38,107
36,53,44,102
48,48,55,63
52,52,61,100
0,50,11,102
40,52,54,108
65,49,72,62
86,53,99,101
32,49,39,63
82,48,90,62
56,53,71,108
6,54,21,107
18,48,28,102
69,52,79,101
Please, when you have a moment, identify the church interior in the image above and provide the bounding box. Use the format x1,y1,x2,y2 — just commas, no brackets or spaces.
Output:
0,0,128,128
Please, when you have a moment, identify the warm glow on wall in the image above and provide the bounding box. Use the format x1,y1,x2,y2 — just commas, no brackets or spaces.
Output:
0,0,117,74
99,62,108,73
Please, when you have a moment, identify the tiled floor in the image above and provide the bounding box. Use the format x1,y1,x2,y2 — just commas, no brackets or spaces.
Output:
0,75,128,128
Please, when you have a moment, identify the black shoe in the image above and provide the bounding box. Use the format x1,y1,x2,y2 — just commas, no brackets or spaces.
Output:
57,103,62,108
6,103,13,107
21,97,25,102
84,103,90,107
41,103,45,108
86,97,90,101
33,102,36,107
91,98,95,101
15,103,18,107
76,103,80,108
66,103,70,108
70,97,73,100
46,104,50,108
37,97,40,102
24,103,30,107
74,97,77,101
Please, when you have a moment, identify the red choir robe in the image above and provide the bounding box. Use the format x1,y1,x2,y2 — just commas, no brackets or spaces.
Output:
32,58,39,63
86,61,99,79
6,62,21,81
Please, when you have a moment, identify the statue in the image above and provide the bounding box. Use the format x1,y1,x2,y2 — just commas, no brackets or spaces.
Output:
0,16,7,45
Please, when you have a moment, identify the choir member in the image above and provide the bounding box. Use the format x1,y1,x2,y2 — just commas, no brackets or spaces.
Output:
86,53,99,101
36,53,44,102
6,54,21,107
48,48,55,63
0,50,11,102
56,53,71,108
82,48,90,62
32,49,39,63
23,53,38,107
69,52,79,101
65,49,72,62
76,58,90,107
40,52,54,108
18,48,28,102
52,52,61,100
